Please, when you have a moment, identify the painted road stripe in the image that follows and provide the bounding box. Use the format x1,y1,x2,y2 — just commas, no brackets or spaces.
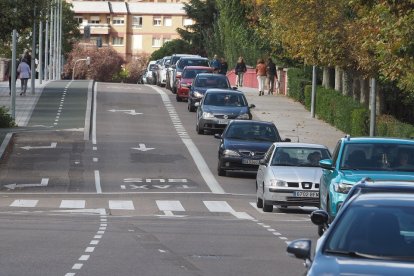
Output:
10,200,38,207
108,200,134,210
203,201,234,212
94,170,102,194
156,200,185,212
60,200,86,209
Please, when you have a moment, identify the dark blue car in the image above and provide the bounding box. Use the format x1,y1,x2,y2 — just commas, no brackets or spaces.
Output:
287,182,414,275
214,120,290,176
187,73,234,112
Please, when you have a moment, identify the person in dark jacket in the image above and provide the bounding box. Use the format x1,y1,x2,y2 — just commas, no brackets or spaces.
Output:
234,56,247,87
266,58,277,95
219,57,228,75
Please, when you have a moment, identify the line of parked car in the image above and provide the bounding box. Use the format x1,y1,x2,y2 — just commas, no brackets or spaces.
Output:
140,54,414,274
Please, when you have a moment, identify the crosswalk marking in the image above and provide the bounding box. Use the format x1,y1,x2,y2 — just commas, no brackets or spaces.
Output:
203,201,235,213
108,200,134,210
60,200,86,209
156,200,185,212
10,200,38,207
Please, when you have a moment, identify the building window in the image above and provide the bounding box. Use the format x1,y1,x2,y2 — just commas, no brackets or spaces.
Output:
112,17,125,25
112,37,124,46
133,16,143,28
90,16,100,24
152,37,161,47
164,17,172,27
153,17,162,26
75,17,83,24
183,18,193,26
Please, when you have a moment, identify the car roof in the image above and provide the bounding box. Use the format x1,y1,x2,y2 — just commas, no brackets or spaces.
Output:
178,57,209,60
183,66,213,70
341,136,414,144
272,142,328,149
205,89,243,94
348,180,414,197
351,192,414,205
228,120,275,126
171,54,200,57
196,73,227,78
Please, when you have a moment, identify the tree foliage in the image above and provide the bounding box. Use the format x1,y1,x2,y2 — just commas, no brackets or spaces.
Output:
150,39,195,60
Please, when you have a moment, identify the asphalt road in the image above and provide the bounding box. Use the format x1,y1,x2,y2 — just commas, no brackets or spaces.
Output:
0,81,317,276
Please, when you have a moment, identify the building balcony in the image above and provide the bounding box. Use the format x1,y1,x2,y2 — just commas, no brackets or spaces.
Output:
80,24,110,35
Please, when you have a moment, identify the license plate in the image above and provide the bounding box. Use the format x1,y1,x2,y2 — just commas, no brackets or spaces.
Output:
293,191,319,198
242,159,260,165
218,119,228,125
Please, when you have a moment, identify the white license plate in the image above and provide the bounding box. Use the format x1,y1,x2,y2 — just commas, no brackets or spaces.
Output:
242,159,260,165
293,191,319,198
218,119,228,125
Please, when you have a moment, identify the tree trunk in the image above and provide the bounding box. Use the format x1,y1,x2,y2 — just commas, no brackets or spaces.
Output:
322,67,335,89
334,66,342,91
342,69,353,97
360,78,370,106
376,85,383,115
352,73,361,101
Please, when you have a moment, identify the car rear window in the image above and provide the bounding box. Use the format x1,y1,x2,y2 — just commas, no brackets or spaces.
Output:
204,93,247,107
183,69,212,79
178,59,209,69
195,77,229,88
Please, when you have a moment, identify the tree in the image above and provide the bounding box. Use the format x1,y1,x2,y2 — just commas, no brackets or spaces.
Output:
150,39,194,60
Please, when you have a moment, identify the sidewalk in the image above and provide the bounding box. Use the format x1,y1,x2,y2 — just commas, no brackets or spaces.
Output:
239,87,345,151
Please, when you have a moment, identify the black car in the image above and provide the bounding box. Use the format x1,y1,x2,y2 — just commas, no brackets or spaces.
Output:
287,184,414,275
195,89,255,135
188,73,234,112
215,120,290,176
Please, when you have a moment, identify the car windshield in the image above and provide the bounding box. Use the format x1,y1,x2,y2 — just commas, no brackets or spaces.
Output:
340,143,414,171
225,124,281,142
203,93,247,107
195,77,230,88
271,147,331,167
324,204,414,260
183,69,212,79
178,59,209,69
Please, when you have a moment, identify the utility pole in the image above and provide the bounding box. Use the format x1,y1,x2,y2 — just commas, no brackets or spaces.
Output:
310,65,317,118
369,78,376,137
39,18,43,84
45,14,49,81
31,5,37,94
49,4,54,80
11,30,17,119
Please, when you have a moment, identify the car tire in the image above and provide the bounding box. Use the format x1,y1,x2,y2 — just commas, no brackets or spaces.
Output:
256,193,263,208
263,200,273,212
176,95,182,102
196,123,204,135
188,103,195,112
217,160,226,176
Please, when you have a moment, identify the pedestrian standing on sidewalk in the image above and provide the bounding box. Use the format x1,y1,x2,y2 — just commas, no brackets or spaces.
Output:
17,59,31,96
234,56,247,87
219,57,228,75
255,58,267,96
266,58,277,95
211,54,221,74
6,59,20,96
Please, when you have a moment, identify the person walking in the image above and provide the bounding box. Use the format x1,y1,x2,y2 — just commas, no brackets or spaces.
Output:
266,58,277,95
234,56,247,87
219,57,228,75
17,59,31,96
256,58,267,96
5,59,20,96
211,54,221,74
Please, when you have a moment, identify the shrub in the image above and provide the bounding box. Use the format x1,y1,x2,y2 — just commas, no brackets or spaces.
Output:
287,67,312,104
0,106,15,128
376,115,414,138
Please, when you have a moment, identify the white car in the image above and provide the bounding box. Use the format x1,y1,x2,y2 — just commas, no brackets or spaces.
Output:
256,142,331,212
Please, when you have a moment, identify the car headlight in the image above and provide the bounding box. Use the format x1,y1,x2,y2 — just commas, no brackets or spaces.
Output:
194,91,204,98
202,112,214,119
269,179,288,187
223,150,240,157
333,182,353,194
237,113,249,119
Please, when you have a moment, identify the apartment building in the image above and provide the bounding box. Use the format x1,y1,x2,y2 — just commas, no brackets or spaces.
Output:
70,1,192,61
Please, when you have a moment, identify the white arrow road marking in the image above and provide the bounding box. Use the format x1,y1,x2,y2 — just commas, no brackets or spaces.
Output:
131,144,155,152
4,178,49,190
21,143,57,150
108,109,142,115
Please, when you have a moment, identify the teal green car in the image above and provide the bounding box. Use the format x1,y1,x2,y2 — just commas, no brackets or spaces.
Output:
319,136,414,221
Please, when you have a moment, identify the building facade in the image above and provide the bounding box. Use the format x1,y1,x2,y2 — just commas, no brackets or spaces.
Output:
69,1,191,61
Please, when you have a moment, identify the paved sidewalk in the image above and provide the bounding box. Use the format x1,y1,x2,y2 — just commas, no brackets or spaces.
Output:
239,87,345,151
0,79,49,127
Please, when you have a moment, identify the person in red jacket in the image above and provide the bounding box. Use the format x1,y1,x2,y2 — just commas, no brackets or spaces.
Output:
256,58,267,96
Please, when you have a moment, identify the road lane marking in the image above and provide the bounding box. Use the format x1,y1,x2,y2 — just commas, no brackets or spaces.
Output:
60,200,86,209
203,201,234,212
108,200,134,210
92,82,97,145
10,200,38,207
94,170,102,194
150,85,225,194
156,200,185,212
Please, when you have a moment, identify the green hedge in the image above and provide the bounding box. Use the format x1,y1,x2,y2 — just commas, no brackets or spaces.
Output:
302,85,414,138
287,68,312,104
304,85,369,135
0,106,15,128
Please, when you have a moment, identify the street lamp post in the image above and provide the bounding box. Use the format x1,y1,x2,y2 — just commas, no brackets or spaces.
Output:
72,57,90,80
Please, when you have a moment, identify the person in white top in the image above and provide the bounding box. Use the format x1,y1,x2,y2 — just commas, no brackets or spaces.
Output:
17,59,31,95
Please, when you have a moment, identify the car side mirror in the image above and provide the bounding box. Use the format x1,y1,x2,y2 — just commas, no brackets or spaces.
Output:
188,85,191,89
195,102,200,107
287,239,311,260
214,133,222,139
249,104,256,109
319,159,334,170
232,86,238,90
310,210,329,226
283,138,291,142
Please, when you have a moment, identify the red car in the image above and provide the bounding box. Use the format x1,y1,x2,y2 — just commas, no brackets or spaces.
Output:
176,66,214,102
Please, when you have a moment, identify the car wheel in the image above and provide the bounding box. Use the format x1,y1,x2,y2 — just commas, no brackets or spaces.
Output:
176,95,182,102
188,103,195,112
263,200,273,212
172,86,177,94
256,184,263,208
217,160,226,176
196,123,204,135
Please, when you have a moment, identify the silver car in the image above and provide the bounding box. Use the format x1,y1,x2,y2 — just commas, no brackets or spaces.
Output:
256,143,331,212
